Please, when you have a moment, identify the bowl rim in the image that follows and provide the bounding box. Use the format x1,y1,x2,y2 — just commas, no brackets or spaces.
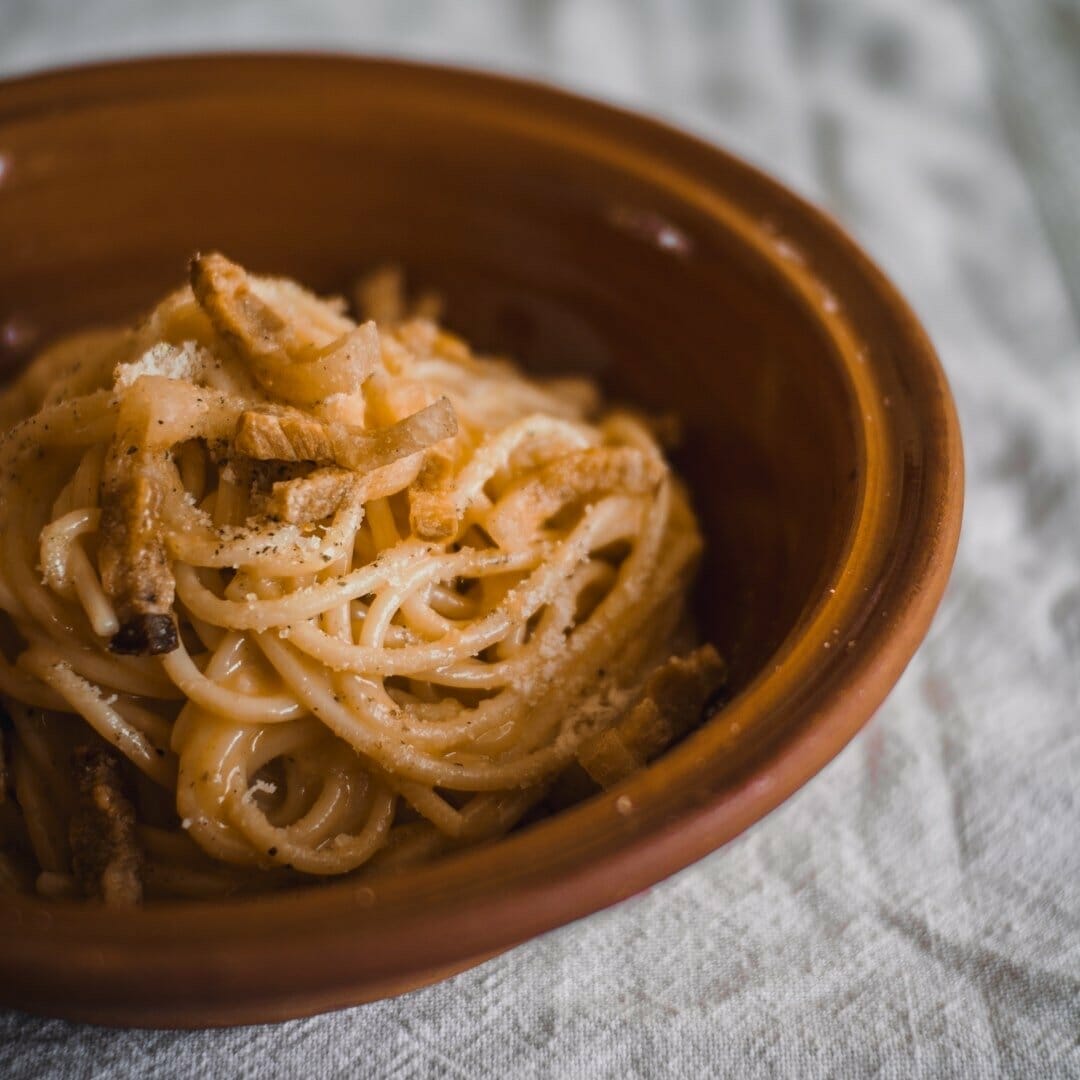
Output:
0,51,964,1026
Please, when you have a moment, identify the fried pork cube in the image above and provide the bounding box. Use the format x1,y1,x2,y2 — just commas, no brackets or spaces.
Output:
261,467,356,523
98,453,177,655
577,645,727,789
408,447,459,541
69,745,143,907
190,252,379,405
234,397,457,471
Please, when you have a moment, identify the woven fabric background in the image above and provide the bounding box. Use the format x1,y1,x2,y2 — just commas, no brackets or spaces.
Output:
0,1,1078,1076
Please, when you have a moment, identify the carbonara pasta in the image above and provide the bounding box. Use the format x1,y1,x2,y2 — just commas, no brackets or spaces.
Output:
0,256,723,905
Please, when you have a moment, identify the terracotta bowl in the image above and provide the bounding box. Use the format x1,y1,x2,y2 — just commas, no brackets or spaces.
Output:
0,55,962,1027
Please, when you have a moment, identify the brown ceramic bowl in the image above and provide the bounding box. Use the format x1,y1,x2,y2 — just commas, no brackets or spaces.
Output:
0,55,962,1027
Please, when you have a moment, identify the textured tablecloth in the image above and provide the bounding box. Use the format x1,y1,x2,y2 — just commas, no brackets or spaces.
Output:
1,1,1078,1076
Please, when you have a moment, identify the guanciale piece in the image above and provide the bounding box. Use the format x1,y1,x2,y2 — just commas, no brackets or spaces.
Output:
69,745,143,907
576,644,727,789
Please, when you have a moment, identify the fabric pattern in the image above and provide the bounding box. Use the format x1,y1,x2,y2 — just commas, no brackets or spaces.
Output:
0,1,1078,1076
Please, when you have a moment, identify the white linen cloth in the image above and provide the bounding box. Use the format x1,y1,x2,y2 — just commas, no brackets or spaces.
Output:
0,1,1077,1076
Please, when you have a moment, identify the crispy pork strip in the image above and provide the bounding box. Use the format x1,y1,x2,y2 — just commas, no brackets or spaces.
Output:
485,446,665,549
576,645,727,789
263,467,356,523
99,381,177,654
190,252,379,405
235,397,458,472
408,447,458,540
234,410,334,462
98,458,177,654
260,455,427,525
69,745,143,907
98,377,251,654
190,253,289,360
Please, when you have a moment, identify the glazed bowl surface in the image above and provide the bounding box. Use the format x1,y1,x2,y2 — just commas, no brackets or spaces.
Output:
0,54,962,1026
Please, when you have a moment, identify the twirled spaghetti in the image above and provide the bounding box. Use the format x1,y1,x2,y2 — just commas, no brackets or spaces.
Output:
0,256,723,904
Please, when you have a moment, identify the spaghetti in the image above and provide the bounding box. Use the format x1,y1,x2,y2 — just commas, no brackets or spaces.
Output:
0,256,723,904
